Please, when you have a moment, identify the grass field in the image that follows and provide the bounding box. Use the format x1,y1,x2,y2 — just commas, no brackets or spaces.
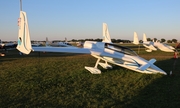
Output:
0,46,180,107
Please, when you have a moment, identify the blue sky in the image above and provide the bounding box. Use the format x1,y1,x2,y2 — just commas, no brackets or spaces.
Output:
0,0,180,41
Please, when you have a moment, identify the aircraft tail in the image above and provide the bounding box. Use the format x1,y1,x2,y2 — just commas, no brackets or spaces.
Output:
16,11,32,54
46,37,49,46
65,37,67,43
133,32,139,45
102,23,112,43
143,33,147,42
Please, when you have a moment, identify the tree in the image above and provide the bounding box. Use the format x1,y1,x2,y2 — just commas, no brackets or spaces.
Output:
139,40,143,43
172,39,177,43
147,38,151,41
167,40,172,43
153,38,157,42
94,38,102,42
71,39,77,42
111,39,117,43
161,38,166,43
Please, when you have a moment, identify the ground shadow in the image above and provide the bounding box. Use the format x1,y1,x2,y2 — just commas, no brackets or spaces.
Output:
0,49,87,66
123,58,180,108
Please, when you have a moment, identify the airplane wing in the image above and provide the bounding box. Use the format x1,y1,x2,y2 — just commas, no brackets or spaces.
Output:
33,47,91,54
143,43,157,51
33,46,122,59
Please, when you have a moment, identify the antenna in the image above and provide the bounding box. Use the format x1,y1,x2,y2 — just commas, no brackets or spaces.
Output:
20,0,22,11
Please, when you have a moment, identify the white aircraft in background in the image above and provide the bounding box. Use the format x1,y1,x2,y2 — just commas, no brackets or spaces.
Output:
31,42,42,47
0,40,17,49
49,40,72,47
16,5,167,75
46,37,73,47
133,32,175,52
133,32,157,52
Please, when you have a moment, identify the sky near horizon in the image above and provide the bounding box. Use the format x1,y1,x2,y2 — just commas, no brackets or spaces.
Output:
0,0,180,41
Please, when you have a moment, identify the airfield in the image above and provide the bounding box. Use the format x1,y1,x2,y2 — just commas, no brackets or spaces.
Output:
0,43,180,107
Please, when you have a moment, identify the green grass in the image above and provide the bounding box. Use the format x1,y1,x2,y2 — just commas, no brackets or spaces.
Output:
0,49,180,107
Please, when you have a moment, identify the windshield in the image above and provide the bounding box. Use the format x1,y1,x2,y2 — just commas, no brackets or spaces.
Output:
105,43,138,56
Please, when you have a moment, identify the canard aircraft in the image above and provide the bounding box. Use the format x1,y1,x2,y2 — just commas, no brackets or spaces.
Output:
16,3,167,75
133,32,175,52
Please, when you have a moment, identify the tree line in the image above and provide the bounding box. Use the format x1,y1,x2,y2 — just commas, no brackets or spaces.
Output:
144,38,178,43
30,38,178,44
71,38,131,43
71,38,178,43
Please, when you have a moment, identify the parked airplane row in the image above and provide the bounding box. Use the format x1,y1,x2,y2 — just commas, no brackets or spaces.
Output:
0,40,17,49
30,32,177,53
16,1,167,75
133,32,175,52
45,37,74,47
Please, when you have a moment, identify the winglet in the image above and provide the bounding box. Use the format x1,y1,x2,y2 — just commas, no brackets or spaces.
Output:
16,11,32,54
133,32,139,45
102,23,112,43
143,33,147,42
138,59,156,71
46,37,49,46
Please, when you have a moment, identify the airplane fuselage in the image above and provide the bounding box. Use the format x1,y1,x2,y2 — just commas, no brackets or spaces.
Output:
153,42,174,52
86,41,166,74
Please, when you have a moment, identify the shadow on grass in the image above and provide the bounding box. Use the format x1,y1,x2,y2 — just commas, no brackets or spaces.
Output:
123,58,180,108
0,49,87,61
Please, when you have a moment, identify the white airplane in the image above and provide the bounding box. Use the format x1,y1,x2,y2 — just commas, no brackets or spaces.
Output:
16,6,167,75
133,32,157,52
31,42,42,47
133,32,175,52
48,39,73,47
45,37,74,47
0,40,17,49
